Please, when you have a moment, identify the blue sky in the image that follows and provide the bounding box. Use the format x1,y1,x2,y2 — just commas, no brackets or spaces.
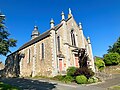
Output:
0,0,120,63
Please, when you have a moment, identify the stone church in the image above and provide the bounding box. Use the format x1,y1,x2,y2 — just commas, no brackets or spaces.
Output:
5,9,95,77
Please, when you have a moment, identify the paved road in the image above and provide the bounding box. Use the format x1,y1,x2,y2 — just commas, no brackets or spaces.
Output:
0,75,120,90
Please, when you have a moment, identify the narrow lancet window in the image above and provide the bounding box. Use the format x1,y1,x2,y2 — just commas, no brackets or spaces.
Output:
57,36,60,52
42,43,44,59
71,30,76,46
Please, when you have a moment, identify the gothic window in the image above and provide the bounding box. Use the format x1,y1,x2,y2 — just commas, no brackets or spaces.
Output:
71,30,76,46
57,36,60,52
42,43,44,59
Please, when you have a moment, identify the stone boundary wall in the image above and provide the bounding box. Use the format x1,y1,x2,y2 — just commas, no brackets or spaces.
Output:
95,72,112,81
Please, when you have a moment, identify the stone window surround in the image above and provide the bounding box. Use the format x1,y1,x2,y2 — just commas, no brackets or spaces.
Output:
70,29,78,47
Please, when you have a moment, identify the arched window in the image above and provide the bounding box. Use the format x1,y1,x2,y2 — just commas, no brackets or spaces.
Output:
57,36,60,52
41,43,44,59
71,30,76,46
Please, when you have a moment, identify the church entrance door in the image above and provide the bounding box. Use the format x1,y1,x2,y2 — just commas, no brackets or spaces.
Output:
59,59,62,71
75,54,79,67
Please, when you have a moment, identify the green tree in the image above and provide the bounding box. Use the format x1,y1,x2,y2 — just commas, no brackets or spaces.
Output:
108,37,120,54
0,12,17,56
103,53,120,66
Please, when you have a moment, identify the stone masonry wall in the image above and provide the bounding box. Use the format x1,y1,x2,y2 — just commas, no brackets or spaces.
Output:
19,36,53,77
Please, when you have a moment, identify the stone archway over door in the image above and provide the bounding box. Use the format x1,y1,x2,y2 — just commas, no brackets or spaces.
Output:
59,59,63,71
75,54,79,67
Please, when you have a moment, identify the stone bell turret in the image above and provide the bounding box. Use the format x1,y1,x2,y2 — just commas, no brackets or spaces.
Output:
31,25,40,39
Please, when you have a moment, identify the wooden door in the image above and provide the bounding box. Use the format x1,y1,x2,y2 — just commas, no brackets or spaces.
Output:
59,59,62,71
75,54,79,67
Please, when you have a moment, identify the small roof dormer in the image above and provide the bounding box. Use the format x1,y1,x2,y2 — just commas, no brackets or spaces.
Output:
31,25,40,39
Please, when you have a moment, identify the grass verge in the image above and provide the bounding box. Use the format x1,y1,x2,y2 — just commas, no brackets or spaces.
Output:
108,85,120,90
0,82,20,90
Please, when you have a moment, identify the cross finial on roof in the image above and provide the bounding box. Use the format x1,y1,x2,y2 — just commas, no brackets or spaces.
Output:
68,8,72,18
69,8,72,14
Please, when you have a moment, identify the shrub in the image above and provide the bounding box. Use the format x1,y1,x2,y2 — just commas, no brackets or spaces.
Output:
75,75,87,84
87,77,98,83
88,78,94,83
62,75,74,83
95,57,105,71
92,77,98,83
67,67,77,76
53,75,65,81
74,67,94,79
103,53,120,66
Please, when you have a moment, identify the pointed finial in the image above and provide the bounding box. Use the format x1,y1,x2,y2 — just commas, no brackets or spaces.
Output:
61,11,65,21
79,22,82,29
50,18,54,24
34,25,38,30
50,18,54,28
87,37,91,44
61,11,64,15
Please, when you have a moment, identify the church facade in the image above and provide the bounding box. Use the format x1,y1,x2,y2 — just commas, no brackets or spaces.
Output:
5,9,95,77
